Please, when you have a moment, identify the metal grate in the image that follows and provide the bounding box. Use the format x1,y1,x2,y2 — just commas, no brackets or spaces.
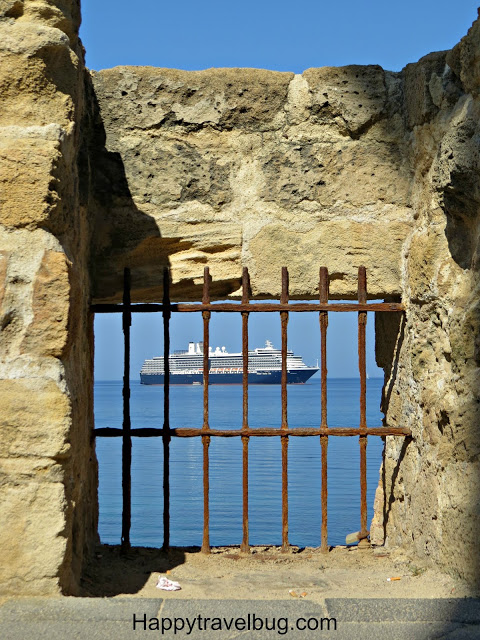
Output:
93,266,410,553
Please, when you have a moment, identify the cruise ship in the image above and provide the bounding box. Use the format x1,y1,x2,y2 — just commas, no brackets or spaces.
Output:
140,340,319,385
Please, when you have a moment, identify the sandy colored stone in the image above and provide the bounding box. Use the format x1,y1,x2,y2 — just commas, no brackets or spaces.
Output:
92,67,294,132
406,229,449,301
21,250,71,357
0,455,65,484
0,0,81,31
21,1,81,43
248,220,411,299
259,139,411,208
0,137,61,228
0,251,7,311
370,480,385,546
80,545,476,601
0,378,70,458
90,64,413,302
0,481,67,594
0,20,79,129
402,52,450,129
303,65,388,138
0,0,23,19
377,38,480,587
0,0,96,598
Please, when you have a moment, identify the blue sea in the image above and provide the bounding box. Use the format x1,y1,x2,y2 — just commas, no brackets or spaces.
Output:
95,377,385,548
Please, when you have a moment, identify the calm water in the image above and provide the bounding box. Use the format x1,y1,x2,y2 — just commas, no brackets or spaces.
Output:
95,378,385,548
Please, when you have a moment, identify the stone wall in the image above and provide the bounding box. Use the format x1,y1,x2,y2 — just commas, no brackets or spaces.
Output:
0,1,97,595
375,19,480,584
89,64,414,302
0,1,479,594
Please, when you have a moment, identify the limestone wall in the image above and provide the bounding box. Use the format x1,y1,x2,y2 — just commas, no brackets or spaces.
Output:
0,1,97,595
89,64,414,302
376,19,480,584
0,0,479,594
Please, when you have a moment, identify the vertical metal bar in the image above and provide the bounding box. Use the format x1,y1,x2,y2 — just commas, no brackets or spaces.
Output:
319,267,329,553
358,265,369,543
162,267,171,551
280,267,289,552
241,267,250,553
201,266,211,554
121,267,132,552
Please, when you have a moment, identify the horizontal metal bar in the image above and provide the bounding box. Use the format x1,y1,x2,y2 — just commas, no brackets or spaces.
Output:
91,302,405,314
94,426,411,438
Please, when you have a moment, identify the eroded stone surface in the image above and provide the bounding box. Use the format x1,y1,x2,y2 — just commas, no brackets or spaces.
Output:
0,0,96,596
21,250,71,357
0,137,61,228
372,14,480,586
0,480,67,592
0,378,70,458
90,65,414,302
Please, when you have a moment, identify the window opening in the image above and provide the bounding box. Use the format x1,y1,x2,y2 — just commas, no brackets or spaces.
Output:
93,265,410,553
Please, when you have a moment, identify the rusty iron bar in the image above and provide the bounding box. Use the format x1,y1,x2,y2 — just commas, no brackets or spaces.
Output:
91,266,411,551
121,268,132,553
241,267,250,553
95,425,412,438
319,266,329,553
201,267,211,554
358,266,368,542
280,267,289,552
92,302,405,314
162,267,171,551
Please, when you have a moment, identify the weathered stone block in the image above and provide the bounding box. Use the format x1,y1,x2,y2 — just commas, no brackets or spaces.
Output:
0,480,67,594
0,378,70,458
92,67,294,133
21,250,71,357
0,0,93,598
249,220,412,298
90,64,415,302
0,137,60,228
0,30,77,128
304,65,388,138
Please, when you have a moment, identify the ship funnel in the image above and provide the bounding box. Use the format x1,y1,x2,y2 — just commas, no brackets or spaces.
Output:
188,342,195,354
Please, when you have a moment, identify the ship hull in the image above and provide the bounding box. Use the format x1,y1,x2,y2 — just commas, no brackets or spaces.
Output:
140,369,317,385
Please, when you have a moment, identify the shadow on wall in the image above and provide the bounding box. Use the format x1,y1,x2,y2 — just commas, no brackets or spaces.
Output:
374,312,411,543
82,77,166,304
85,75,242,304
443,151,480,270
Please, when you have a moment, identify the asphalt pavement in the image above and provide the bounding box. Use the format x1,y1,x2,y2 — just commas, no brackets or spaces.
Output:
1,597,480,639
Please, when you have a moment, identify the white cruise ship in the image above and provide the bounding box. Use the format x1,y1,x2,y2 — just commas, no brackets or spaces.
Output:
140,340,318,385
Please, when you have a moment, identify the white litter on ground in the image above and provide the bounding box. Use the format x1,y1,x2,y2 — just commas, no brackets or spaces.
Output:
156,576,181,591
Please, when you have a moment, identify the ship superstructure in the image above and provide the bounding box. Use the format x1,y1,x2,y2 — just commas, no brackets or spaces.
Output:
140,340,318,385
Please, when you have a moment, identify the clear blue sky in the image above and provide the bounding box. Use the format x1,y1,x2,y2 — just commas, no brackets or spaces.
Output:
94,307,379,381
81,0,478,72
83,1,478,380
